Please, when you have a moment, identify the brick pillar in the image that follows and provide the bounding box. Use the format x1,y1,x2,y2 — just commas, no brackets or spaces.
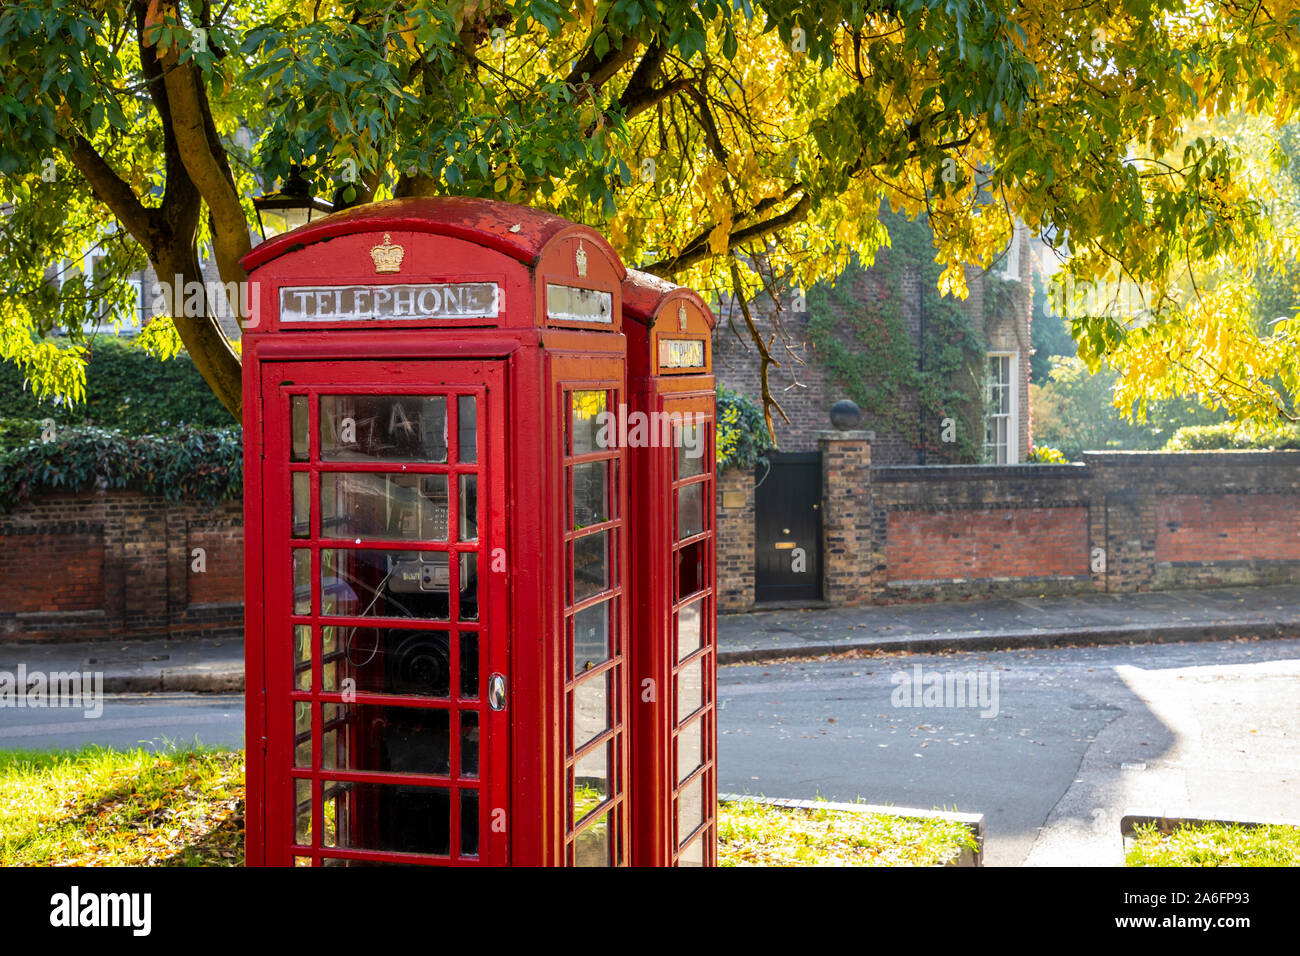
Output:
817,429,874,605
715,466,755,611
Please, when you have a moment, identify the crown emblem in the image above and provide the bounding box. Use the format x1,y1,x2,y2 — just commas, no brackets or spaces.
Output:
369,233,405,274
575,240,588,277
677,302,688,330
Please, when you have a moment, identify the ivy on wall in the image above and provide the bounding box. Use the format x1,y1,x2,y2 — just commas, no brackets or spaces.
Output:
806,211,987,463
716,385,776,471
0,426,242,512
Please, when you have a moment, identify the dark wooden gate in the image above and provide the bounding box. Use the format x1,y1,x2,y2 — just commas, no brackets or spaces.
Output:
753,451,822,603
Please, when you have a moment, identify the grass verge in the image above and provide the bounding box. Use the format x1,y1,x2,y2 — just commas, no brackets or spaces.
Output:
718,797,977,866
1125,821,1300,867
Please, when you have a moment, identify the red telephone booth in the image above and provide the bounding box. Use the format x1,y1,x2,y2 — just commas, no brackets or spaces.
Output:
240,197,638,866
623,269,719,866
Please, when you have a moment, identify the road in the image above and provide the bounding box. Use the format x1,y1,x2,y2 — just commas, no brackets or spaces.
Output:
2,637,1297,866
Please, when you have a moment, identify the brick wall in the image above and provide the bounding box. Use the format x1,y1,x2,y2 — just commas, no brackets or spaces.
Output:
0,491,243,643
716,448,1300,611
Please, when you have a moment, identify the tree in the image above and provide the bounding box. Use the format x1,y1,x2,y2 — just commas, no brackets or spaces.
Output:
3,1,1300,432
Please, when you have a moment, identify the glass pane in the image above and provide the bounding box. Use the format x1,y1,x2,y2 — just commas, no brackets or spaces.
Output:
460,632,479,698
573,742,610,823
573,599,610,674
321,549,450,621
321,626,451,698
461,790,480,857
293,549,311,615
677,483,703,540
294,702,311,768
322,780,450,856
321,473,447,542
676,539,704,600
459,553,478,621
677,600,702,661
458,396,477,463
679,833,705,867
291,395,309,461
459,475,477,541
678,716,703,783
572,461,609,529
460,711,479,778
572,671,610,750
678,775,704,846
570,390,607,455
292,473,310,537
677,655,704,722
294,624,312,691
574,810,611,867
320,395,447,462
294,779,312,844
573,532,610,601
321,702,449,775
677,423,705,478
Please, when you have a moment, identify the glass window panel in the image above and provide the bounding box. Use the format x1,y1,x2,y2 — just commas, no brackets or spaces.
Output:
459,553,478,621
460,632,479,698
574,810,611,867
572,461,609,529
321,473,447,542
291,395,309,461
573,742,610,824
573,532,610,601
322,780,449,856
572,671,610,750
321,549,450,621
677,600,702,662
292,473,310,537
459,475,477,542
572,599,610,674
461,790,480,857
677,483,704,540
677,423,705,478
320,702,449,775
676,539,704,600
294,624,312,691
570,390,608,456
679,833,705,867
677,775,704,846
677,716,704,783
460,711,479,778
677,655,704,723
294,702,311,768
458,396,477,463
294,779,312,844
293,549,311,615
320,395,447,462
320,626,451,698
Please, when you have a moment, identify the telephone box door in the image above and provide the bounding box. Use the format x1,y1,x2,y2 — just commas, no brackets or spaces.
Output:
258,359,508,866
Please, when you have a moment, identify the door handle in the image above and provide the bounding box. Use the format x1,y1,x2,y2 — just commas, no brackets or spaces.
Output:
488,673,507,711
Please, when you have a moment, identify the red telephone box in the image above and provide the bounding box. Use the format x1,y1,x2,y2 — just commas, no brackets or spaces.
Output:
240,197,640,866
623,269,718,866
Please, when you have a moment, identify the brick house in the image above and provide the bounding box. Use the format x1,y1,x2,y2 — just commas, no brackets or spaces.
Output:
713,219,1034,464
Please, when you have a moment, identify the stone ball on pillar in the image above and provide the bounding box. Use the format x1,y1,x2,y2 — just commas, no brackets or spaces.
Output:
829,399,862,431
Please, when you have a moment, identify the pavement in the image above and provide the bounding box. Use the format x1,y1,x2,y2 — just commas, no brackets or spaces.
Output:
0,584,1296,692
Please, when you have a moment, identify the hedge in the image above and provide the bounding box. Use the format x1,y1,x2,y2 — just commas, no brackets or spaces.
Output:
1163,421,1300,451
0,426,242,512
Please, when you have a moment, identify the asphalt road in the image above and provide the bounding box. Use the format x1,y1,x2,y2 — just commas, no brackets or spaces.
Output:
3,637,1297,866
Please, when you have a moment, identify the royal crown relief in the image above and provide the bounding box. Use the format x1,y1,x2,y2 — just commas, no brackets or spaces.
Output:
277,233,500,322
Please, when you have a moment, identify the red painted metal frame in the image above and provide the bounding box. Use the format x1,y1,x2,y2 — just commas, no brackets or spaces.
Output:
623,270,718,866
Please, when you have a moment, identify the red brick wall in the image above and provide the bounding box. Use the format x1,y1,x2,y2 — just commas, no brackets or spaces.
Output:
0,491,243,643
1156,494,1300,563
0,532,104,613
886,507,1090,582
